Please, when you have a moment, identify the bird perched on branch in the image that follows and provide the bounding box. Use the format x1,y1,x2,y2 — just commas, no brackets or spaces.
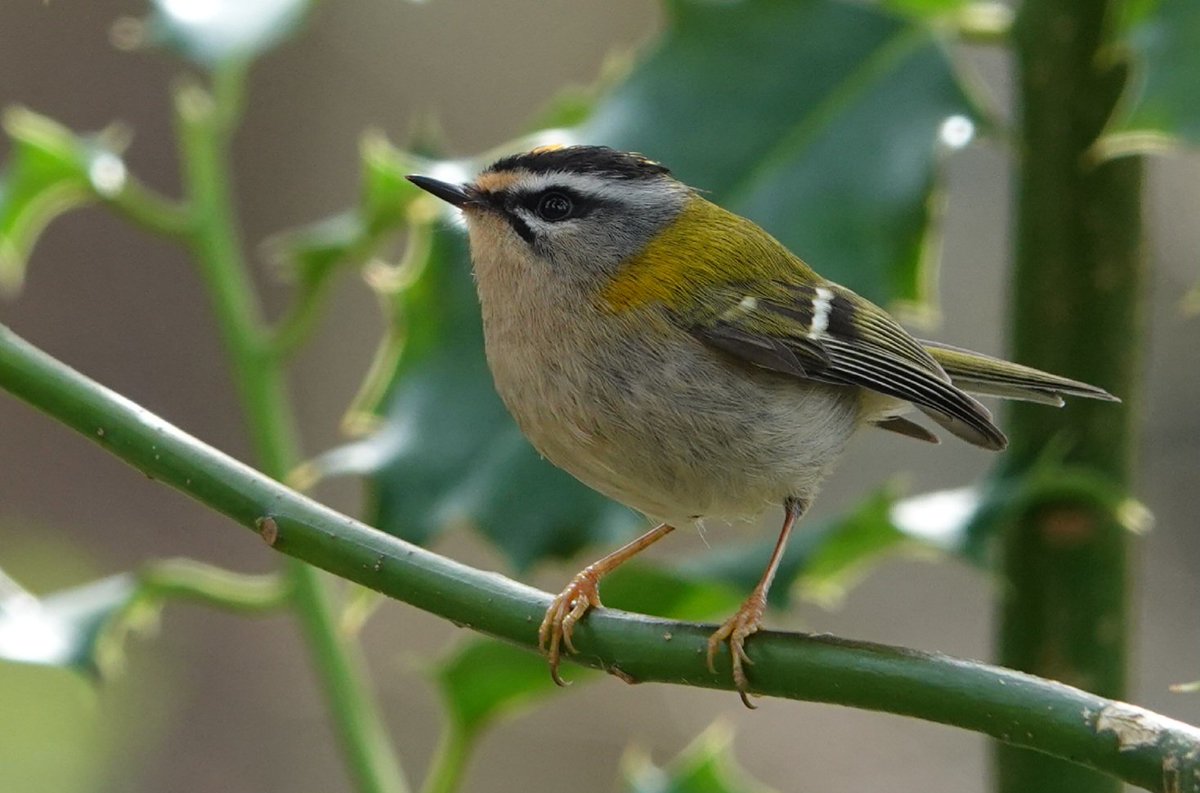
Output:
407,145,1117,706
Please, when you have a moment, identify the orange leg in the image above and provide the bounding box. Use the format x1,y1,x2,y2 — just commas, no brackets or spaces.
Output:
706,497,807,708
539,522,675,685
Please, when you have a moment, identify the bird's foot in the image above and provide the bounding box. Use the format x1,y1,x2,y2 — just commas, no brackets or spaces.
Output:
538,567,604,686
706,592,767,708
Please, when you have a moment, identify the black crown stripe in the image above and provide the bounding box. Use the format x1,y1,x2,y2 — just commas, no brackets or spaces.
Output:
486,145,670,181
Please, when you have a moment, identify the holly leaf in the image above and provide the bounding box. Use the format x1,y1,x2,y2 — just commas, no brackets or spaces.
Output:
0,108,127,296
1101,0,1200,155
142,0,311,67
0,568,139,676
879,0,969,20
583,0,983,311
267,209,364,294
265,133,424,350
601,563,744,622
622,722,776,793
0,558,285,677
433,639,575,739
681,486,980,609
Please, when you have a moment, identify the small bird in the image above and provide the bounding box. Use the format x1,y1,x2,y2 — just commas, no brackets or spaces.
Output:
407,145,1116,705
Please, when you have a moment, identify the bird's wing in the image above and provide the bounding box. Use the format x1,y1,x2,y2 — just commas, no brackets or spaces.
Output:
921,341,1118,405
676,280,1008,450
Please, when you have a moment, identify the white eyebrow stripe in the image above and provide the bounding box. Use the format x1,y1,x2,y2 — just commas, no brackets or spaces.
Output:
810,286,834,339
509,171,664,205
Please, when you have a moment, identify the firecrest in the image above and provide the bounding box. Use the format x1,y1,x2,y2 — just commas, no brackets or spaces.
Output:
407,145,1117,706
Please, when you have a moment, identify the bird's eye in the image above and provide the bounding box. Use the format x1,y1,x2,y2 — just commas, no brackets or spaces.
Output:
536,191,573,222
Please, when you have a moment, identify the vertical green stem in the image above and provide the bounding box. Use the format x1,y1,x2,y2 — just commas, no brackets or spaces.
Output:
174,71,409,793
419,727,473,793
175,77,297,474
998,1,1144,792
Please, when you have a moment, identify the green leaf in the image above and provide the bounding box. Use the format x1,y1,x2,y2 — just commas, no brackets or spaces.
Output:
268,133,421,283
877,0,1012,42
680,486,979,609
268,209,365,291
602,563,744,623
0,108,126,296
266,134,425,354
434,639,578,737
0,662,174,793
524,51,633,132
144,0,311,67
583,0,982,310
308,222,639,570
622,722,776,793
359,131,425,235
0,539,175,793
0,559,285,676
1102,0,1200,154
799,489,919,606
0,568,138,676
879,0,969,19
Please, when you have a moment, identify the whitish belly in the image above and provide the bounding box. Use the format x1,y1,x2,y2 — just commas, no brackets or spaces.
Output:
484,311,860,524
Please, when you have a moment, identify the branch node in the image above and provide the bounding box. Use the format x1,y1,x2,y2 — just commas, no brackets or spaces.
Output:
257,516,279,547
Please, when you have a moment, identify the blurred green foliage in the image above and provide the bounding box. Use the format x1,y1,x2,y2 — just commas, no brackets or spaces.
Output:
584,0,983,310
1104,0,1200,151
0,534,172,793
0,109,127,295
622,723,775,793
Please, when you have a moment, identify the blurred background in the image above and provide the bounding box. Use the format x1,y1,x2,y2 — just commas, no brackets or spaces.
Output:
0,2,1197,791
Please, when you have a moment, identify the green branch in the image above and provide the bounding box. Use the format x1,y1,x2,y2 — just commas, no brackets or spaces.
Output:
1,323,1196,793
1000,0,1145,791
172,74,408,793
174,78,297,473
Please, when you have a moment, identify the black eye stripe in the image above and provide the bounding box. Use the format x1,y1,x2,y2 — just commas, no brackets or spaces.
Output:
486,186,614,245
506,213,535,244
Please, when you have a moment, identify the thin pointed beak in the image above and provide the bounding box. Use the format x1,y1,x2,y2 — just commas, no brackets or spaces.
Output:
406,175,477,208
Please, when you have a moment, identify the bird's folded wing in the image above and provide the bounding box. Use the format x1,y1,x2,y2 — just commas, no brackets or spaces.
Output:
921,340,1118,405
677,280,1008,450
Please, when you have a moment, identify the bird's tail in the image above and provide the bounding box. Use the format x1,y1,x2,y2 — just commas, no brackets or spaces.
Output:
921,340,1119,406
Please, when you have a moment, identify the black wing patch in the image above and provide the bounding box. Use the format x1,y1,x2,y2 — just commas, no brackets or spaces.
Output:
683,281,1008,450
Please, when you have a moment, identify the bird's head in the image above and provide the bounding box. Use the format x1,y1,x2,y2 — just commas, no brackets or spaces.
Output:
407,145,693,286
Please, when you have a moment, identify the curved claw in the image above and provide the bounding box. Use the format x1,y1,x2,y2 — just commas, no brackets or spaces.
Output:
706,593,767,708
538,568,604,686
